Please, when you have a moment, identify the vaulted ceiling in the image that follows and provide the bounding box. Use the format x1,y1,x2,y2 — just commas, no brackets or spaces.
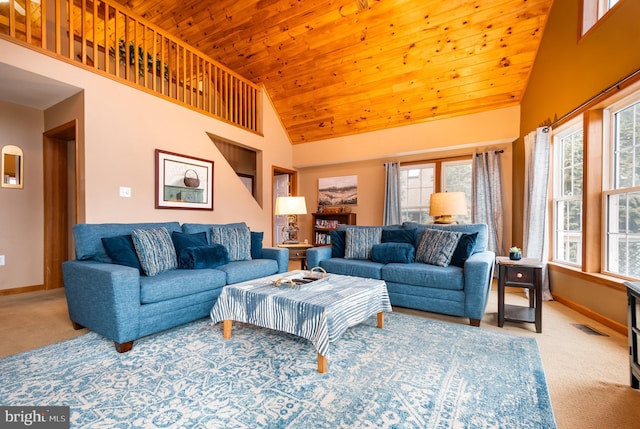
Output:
112,0,554,144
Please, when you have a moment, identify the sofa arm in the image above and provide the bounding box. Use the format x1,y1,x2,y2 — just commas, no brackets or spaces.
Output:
306,246,332,268
62,260,141,344
261,247,289,273
463,250,496,321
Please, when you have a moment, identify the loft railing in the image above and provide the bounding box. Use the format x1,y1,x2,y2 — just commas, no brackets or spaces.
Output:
0,0,261,134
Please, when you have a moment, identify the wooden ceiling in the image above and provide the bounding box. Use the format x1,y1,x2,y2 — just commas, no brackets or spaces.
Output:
112,0,554,144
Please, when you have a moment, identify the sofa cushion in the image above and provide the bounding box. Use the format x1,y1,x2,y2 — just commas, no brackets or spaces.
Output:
73,222,182,262
179,245,229,269
319,258,384,279
139,268,227,304
181,222,247,243
345,227,382,259
171,232,208,268
403,222,488,253
131,227,178,276
381,228,416,245
381,263,465,291
415,229,462,267
371,243,415,264
330,230,346,258
101,235,143,273
216,259,279,284
210,225,251,261
450,232,478,267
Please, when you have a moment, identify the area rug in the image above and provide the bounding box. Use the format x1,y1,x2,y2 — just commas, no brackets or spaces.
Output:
0,312,556,428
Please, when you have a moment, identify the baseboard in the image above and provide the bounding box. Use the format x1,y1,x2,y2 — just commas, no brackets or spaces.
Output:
552,293,627,335
0,284,46,296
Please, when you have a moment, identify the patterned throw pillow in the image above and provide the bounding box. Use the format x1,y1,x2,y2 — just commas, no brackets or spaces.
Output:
210,226,251,262
131,227,177,276
415,229,462,267
344,227,382,260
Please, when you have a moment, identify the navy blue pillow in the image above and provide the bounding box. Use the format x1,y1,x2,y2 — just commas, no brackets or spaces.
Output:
179,245,229,269
330,230,346,258
450,232,478,267
101,235,143,274
371,243,415,264
251,231,264,259
172,232,208,268
381,228,416,244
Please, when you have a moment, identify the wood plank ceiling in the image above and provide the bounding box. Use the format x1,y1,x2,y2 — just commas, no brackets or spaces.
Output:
112,0,554,144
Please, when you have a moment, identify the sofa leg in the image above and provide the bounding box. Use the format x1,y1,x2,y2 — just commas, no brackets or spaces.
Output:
469,318,481,327
71,321,85,330
115,341,134,353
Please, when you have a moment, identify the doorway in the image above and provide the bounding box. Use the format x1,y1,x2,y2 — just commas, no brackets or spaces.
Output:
272,167,298,246
43,120,77,289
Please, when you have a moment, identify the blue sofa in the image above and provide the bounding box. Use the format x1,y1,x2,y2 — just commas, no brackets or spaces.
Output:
306,223,495,326
62,222,288,352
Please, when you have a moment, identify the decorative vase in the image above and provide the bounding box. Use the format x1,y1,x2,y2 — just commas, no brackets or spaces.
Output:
509,251,522,261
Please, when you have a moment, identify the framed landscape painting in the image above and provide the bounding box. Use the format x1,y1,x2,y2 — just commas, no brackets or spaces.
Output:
155,149,214,210
318,175,358,206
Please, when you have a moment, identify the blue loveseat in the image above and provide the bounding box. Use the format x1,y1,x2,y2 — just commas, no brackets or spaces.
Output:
306,223,495,326
62,221,288,352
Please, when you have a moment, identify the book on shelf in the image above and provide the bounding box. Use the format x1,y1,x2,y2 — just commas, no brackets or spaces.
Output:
315,232,332,245
314,219,342,229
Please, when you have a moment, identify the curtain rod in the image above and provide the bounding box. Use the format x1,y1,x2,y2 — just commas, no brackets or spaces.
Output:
542,67,640,132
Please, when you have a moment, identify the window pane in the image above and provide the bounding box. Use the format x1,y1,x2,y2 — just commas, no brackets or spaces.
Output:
400,164,434,224
607,191,640,278
614,102,640,189
443,160,472,223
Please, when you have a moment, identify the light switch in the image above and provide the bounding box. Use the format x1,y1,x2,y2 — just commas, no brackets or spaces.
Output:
119,187,132,198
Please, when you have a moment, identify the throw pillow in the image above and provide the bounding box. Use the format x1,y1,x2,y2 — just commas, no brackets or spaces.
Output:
101,235,143,274
415,229,462,267
344,227,382,260
131,227,177,276
450,232,479,267
381,228,416,244
330,230,346,258
371,242,415,264
210,225,251,261
179,245,229,269
171,232,208,268
251,231,264,259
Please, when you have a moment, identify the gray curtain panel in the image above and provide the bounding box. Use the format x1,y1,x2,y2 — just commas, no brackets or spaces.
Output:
383,162,401,226
472,151,504,256
523,127,553,300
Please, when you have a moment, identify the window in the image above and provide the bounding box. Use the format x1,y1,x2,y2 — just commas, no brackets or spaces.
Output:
553,125,583,265
604,97,640,278
399,158,472,224
581,0,622,36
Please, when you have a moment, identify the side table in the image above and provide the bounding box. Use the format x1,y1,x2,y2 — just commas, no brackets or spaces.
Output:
624,281,640,389
497,256,543,333
278,243,314,269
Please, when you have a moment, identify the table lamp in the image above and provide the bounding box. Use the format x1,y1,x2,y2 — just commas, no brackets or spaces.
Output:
429,192,467,224
275,196,307,243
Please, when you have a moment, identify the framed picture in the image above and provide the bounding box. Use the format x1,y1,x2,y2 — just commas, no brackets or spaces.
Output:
155,149,214,210
318,175,358,206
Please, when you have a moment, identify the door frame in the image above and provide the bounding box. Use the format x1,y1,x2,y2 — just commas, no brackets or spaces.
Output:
272,166,298,246
43,120,78,289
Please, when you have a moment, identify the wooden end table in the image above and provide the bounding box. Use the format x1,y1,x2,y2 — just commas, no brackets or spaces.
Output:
497,256,543,333
278,243,314,269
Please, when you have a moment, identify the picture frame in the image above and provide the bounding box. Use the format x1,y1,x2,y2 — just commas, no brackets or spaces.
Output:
155,149,214,210
318,175,358,206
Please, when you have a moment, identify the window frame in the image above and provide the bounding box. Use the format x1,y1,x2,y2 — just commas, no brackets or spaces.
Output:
399,156,472,224
580,0,623,38
552,121,584,267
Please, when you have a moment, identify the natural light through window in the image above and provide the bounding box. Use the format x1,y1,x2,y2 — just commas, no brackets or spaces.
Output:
581,0,622,36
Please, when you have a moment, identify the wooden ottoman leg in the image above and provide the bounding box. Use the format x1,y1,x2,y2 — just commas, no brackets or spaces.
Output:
223,320,232,339
377,312,384,328
317,353,327,373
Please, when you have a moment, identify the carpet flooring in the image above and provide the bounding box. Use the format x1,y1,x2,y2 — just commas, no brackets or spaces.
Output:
0,312,556,428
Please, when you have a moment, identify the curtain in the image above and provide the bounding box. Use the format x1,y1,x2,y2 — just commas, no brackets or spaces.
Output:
523,127,553,300
383,162,401,225
472,151,504,255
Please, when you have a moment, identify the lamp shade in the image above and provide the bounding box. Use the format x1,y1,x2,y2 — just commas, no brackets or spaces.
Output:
429,192,467,223
275,196,308,215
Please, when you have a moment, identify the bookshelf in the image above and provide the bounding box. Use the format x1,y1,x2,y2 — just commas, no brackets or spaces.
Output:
312,212,357,246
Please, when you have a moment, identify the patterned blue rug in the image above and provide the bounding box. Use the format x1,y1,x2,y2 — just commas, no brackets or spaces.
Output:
0,312,556,428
